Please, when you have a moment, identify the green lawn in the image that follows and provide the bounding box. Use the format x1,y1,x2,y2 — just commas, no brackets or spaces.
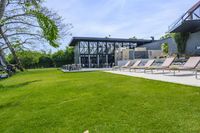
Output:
0,69,200,133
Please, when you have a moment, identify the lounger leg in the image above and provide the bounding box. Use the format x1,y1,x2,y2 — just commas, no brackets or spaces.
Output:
151,69,153,74
173,70,175,76
195,71,198,79
163,70,164,74
144,69,146,73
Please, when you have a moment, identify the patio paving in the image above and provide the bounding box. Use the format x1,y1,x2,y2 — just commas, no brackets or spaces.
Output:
106,70,200,87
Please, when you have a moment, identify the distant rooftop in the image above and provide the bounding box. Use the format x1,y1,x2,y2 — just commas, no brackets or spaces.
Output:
69,37,154,46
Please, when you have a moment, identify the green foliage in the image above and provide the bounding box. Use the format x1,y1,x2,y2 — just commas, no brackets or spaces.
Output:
0,69,200,132
52,50,66,67
8,50,43,69
172,33,190,54
38,55,54,68
160,33,171,39
25,0,41,8
28,10,59,47
161,43,169,55
7,47,74,68
52,47,74,67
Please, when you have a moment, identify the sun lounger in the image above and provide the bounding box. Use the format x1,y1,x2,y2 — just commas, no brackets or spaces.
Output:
130,59,154,72
168,57,200,76
113,61,132,70
129,60,142,71
145,57,175,73
121,61,133,68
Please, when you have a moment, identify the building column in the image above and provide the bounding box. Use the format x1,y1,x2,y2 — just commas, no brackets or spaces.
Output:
88,55,91,68
106,55,108,68
97,55,100,68
79,56,81,65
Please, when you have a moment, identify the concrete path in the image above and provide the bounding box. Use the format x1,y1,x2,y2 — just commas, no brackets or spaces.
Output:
106,70,200,87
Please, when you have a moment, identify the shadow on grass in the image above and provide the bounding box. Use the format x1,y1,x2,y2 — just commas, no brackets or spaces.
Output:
0,101,19,110
0,80,42,90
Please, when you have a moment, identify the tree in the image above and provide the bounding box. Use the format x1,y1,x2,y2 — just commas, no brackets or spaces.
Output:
172,33,189,55
52,50,66,67
161,43,169,55
7,47,74,69
8,50,42,69
0,0,72,71
160,33,171,39
65,47,74,64
38,55,54,68
52,47,74,67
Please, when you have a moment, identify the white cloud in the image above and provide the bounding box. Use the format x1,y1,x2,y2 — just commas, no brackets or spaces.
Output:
44,0,198,46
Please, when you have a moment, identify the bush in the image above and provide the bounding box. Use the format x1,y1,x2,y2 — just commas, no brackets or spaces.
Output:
7,47,74,69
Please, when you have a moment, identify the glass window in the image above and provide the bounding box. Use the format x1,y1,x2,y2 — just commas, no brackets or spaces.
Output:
89,42,97,54
115,42,122,49
129,43,137,49
107,42,115,54
79,41,89,54
122,43,130,49
98,42,107,54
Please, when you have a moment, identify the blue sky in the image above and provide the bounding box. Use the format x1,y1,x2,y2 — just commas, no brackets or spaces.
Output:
44,0,198,48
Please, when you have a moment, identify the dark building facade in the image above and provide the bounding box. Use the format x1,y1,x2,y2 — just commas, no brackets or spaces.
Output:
69,37,153,68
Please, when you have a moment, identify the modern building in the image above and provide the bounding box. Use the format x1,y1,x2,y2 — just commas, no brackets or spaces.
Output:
168,1,200,55
137,1,200,57
69,37,153,68
69,1,200,68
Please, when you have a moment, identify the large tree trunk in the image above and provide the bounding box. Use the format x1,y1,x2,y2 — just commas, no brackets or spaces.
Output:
0,0,7,19
0,0,24,71
0,28,24,71
0,49,7,66
0,50,9,74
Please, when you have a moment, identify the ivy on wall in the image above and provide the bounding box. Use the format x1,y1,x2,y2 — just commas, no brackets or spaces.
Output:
172,32,190,54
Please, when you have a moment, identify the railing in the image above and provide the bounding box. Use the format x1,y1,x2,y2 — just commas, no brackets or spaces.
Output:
168,1,200,32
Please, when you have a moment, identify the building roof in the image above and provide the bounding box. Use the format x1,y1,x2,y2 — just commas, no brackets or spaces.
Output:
170,20,200,33
69,37,153,46
168,1,200,33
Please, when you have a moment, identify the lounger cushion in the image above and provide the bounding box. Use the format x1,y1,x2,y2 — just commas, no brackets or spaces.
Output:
161,57,175,67
132,60,142,67
146,57,175,70
121,61,133,68
184,57,200,68
169,57,200,70
130,60,154,69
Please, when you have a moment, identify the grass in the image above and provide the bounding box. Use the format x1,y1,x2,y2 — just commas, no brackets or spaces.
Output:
0,69,200,133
